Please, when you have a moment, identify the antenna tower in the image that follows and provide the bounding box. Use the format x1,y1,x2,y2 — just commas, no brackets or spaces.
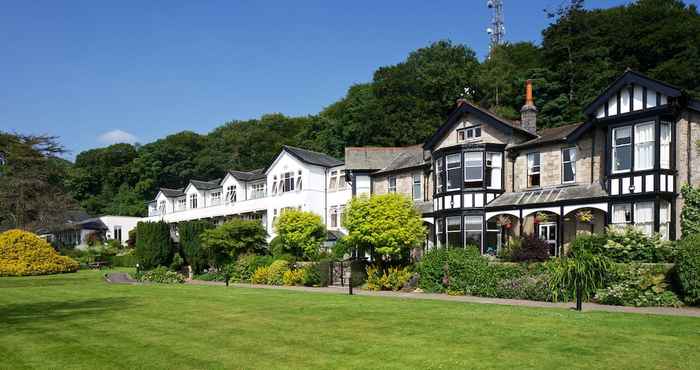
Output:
486,0,505,55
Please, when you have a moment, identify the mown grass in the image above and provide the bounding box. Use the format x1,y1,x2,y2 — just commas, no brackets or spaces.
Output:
1,270,699,369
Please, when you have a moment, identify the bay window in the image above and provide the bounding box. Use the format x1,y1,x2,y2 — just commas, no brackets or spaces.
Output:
660,122,671,169
612,126,632,173
446,216,461,248
446,154,461,191
634,122,655,171
562,147,576,183
527,152,540,187
464,216,482,248
485,152,502,189
635,201,654,236
436,158,444,193
611,203,631,230
412,174,422,200
463,152,483,188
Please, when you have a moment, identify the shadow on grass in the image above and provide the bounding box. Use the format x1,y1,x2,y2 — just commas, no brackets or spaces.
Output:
0,297,136,327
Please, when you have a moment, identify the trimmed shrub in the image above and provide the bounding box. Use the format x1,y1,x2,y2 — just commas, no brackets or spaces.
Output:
138,266,185,284
596,263,681,307
676,234,700,305
112,254,138,267
266,260,290,285
251,266,270,284
231,254,274,283
283,269,305,286
274,209,326,260
178,220,214,274
0,229,79,276
200,219,268,267
135,221,174,270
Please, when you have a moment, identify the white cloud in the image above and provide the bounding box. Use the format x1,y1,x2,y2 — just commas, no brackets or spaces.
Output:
98,129,138,145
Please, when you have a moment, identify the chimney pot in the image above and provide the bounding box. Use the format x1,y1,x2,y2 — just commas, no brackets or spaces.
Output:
520,79,537,134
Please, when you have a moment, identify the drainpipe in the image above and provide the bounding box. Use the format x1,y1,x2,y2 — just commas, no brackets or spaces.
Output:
688,112,692,185
324,168,328,225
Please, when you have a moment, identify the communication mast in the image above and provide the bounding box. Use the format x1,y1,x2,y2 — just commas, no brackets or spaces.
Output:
486,0,505,55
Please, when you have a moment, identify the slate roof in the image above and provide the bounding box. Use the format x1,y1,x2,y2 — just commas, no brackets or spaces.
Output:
159,187,185,198
228,169,266,182
509,122,585,150
189,179,222,191
487,182,608,208
283,145,343,168
414,200,434,215
373,145,428,175
345,146,422,171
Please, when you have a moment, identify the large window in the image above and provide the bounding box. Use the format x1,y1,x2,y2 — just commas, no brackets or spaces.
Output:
446,216,461,248
251,183,265,199
485,152,502,189
635,201,654,236
463,152,483,188
177,198,186,211
436,158,444,193
612,126,632,173
388,176,397,193
660,122,671,169
114,226,122,242
611,203,631,229
527,152,540,187
189,194,198,209
158,201,166,214
562,147,576,183
634,122,655,171
226,185,236,203
210,191,222,206
329,171,338,191
412,174,422,200
446,154,461,191
283,172,295,192
464,216,482,248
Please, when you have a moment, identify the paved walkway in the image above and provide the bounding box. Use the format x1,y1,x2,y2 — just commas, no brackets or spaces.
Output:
104,272,139,284
106,272,700,317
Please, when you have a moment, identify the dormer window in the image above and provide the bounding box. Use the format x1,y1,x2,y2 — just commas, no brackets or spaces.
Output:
527,152,541,187
458,126,481,142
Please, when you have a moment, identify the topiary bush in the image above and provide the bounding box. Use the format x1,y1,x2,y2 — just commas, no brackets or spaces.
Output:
178,220,214,274
0,229,79,276
675,234,700,305
135,221,174,270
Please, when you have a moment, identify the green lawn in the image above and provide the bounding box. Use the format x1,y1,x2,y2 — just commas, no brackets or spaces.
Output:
1,271,699,369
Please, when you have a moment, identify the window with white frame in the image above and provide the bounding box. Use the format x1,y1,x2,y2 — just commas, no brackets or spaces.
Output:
634,122,655,171
272,176,278,195
486,152,502,189
464,216,482,248
283,171,294,192
189,194,198,209
338,170,346,190
436,219,444,248
329,170,338,191
660,122,671,169
446,216,461,248
251,183,265,199
458,126,481,142
211,191,221,205
612,126,632,173
659,200,671,240
527,152,540,187
226,185,236,203
177,198,186,211
446,153,461,191
463,152,483,188
412,173,422,200
114,226,122,242
330,206,338,228
562,147,576,183
158,201,166,214
436,158,444,193
611,203,632,229
635,201,654,236
296,170,302,191
388,176,397,193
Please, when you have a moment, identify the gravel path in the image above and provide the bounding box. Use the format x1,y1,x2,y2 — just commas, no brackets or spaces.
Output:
104,273,700,317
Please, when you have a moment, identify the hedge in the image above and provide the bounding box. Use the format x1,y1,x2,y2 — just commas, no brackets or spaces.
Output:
178,220,214,274
135,221,174,270
112,254,138,267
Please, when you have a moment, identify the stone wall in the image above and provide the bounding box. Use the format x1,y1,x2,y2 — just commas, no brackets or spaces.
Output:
675,110,700,237
372,169,428,201
434,112,521,151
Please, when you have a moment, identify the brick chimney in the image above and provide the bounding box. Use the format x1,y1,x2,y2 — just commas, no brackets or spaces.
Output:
520,79,537,134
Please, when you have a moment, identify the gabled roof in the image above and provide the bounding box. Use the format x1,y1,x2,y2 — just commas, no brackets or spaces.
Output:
158,187,185,198
373,145,428,175
227,169,266,182
423,101,537,150
583,69,683,116
189,179,222,191
509,122,584,150
282,145,344,168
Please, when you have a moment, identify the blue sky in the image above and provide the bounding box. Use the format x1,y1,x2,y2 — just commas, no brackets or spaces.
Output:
0,0,639,159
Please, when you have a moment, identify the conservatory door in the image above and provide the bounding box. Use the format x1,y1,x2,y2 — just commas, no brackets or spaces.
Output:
538,223,557,256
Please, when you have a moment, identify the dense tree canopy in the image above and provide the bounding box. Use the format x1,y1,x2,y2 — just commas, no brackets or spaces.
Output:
43,0,700,219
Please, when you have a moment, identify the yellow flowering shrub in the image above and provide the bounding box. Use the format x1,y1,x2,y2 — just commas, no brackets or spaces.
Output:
251,266,270,284
282,269,304,286
0,229,79,276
